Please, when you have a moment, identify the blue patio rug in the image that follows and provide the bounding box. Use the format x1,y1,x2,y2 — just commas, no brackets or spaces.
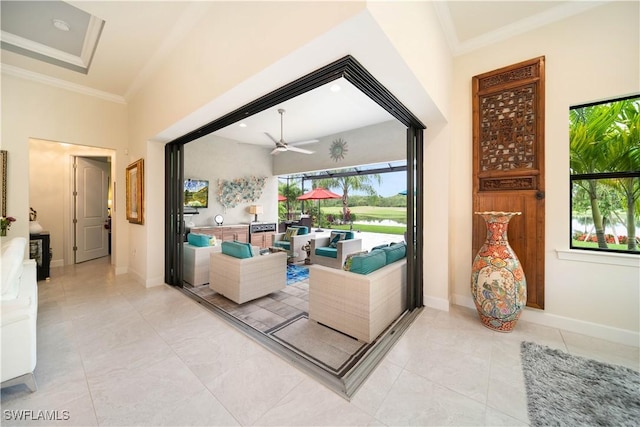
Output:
286,264,309,285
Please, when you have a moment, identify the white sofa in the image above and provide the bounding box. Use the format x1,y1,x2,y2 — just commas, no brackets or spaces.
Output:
1,237,38,392
308,259,406,343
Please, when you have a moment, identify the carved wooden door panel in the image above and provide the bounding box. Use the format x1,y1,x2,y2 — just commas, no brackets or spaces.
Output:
472,57,545,309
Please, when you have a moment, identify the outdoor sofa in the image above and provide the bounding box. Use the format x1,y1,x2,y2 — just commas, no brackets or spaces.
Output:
308,242,407,342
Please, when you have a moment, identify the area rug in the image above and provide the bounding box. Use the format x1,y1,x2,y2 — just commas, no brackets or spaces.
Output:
520,341,640,427
286,264,309,285
269,314,370,376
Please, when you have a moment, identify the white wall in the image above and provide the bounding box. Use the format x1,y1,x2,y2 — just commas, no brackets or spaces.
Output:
450,1,640,344
0,74,129,273
184,136,278,226
273,120,406,175
28,139,114,267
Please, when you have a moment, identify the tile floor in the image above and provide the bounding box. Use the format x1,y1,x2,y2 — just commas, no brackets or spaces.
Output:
2,257,638,426
186,281,309,333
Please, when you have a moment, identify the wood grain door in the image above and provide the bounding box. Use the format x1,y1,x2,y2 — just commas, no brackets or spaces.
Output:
472,57,546,309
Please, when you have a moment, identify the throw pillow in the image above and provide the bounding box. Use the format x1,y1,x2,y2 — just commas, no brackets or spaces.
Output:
343,250,368,271
371,243,390,251
329,231,347,248
283,227,299,242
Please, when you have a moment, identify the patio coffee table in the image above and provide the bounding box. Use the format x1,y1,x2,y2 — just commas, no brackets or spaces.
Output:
268,247,298,264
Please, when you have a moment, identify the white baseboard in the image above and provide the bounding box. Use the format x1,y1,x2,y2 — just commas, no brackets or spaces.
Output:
452,293,639,347
50,259,64,268
424,295,450,312
145,275,165,288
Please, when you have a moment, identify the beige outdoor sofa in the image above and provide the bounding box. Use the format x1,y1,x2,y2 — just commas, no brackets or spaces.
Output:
308,253,406,343
209,242,287,304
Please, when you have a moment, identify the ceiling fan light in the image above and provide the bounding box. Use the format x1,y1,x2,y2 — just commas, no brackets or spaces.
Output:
52,19,71,32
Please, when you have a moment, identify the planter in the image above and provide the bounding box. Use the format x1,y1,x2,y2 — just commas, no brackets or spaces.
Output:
471,211,526,332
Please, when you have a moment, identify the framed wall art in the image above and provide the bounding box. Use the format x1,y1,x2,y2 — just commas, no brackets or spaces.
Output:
126,158,144,224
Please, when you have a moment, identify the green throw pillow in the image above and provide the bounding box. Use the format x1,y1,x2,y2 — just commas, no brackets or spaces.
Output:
343,250,368,271
283,227,299,242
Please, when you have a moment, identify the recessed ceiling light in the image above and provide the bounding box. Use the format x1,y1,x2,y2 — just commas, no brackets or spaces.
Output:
330,84,341,93
52,19,71,32
239,123,247,128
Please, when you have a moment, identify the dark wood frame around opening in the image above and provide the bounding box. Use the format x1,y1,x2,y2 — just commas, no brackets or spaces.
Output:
164,55,425,397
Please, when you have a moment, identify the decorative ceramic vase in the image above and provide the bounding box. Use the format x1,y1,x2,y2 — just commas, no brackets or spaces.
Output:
29,221,43,234
471,211,526,332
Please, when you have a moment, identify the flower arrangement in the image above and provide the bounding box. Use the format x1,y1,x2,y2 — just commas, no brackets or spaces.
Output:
0,216,16,235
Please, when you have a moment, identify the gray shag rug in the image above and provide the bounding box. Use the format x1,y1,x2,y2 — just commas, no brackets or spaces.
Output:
520,341,640,426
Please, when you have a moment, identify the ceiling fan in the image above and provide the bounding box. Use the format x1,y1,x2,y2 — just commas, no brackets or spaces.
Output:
266,109,316,155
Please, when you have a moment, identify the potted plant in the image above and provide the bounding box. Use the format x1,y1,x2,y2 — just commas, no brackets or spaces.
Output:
0,215,16,236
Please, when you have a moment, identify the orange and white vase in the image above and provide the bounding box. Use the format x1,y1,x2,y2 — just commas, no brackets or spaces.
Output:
471,211,527,332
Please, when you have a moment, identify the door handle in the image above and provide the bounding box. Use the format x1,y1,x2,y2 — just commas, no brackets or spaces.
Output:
536,191,545,200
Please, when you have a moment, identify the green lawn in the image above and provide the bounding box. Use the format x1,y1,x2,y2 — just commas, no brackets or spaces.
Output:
320,206,407,235
322,206,407,222
571,240,638,251
330,223,406,235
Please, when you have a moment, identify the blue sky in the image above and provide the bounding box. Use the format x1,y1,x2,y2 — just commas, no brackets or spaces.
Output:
352,171,407,197
288,169,408,198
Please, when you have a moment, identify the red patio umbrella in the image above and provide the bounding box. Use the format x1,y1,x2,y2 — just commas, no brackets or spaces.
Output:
297,187,342,230
278,194,287,202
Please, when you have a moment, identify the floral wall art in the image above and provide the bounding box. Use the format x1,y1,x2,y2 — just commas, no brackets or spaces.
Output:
217,176,267,210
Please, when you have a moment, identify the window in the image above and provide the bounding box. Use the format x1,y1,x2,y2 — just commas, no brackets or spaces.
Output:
570,95,640,254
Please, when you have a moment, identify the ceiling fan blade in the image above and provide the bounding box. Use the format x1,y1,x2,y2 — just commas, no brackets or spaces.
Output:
290,139,319,146
270,147,281,155
287,146,314,154
264,132,278,144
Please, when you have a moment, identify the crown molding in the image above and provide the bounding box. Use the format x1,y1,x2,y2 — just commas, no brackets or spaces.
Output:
1,64,126,104
0,15,104,75
436,1,609,56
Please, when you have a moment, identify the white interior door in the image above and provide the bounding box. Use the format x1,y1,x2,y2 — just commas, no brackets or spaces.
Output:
75,157,109,263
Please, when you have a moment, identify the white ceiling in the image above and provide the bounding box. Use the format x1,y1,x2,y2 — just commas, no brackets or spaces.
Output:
0,1,607,144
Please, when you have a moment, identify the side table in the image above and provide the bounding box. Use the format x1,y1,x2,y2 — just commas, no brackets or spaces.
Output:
183,243,221,286
29,232,51,281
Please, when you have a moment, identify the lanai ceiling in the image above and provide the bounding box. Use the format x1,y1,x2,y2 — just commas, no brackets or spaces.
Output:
0,1,606,143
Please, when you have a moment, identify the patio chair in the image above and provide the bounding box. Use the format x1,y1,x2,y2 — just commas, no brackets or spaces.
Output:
272,226,315,263
310,230,362,269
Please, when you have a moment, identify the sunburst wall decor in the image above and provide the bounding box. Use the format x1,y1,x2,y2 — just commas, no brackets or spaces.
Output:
329,138,348,162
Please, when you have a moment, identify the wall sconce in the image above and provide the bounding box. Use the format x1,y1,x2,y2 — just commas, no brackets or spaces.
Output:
249,205,263,222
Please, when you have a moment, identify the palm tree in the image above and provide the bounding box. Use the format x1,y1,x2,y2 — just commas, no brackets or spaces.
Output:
604,100,640,250
570,102,624,248
315,170,382,220
278,182,302,220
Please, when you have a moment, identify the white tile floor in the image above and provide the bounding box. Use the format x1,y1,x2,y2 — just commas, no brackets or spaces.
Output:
2,256,638,426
